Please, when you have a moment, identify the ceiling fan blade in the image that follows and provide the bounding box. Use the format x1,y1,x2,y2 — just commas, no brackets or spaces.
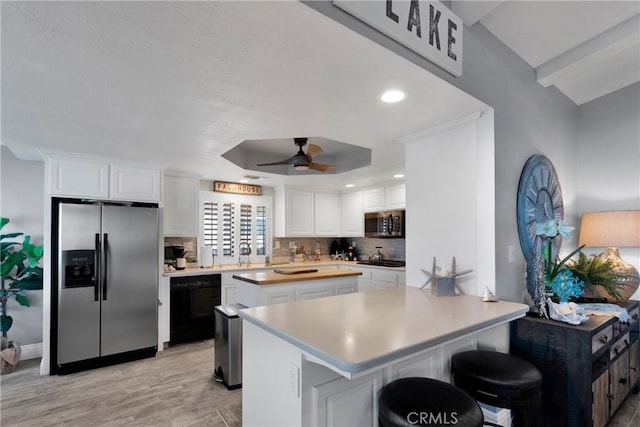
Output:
306,143,323,160
308,162,336,172
256,156,295,167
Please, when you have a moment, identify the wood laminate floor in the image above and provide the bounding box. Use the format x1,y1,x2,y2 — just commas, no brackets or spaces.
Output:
1,339,639,426
0,340,241,426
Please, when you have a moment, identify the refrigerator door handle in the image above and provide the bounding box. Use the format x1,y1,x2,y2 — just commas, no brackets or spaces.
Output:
103,233,109,301
94,233,100,302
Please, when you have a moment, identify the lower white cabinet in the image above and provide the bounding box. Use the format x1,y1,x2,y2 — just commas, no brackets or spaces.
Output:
342,265,405,292
303,331,483,426
310,369,384,427
236,276,357,308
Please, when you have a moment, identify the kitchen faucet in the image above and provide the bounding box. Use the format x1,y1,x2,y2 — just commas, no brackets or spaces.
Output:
238,242,252,267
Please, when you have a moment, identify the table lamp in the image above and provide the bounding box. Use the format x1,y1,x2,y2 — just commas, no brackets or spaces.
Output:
578,210,640,301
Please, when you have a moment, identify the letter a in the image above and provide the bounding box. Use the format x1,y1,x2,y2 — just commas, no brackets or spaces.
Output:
407,0,421,37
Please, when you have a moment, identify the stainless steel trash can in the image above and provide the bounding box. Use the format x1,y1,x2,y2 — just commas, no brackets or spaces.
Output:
214,304,244,389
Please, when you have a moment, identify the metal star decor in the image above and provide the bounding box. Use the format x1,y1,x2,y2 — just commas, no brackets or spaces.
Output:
420,256,473,296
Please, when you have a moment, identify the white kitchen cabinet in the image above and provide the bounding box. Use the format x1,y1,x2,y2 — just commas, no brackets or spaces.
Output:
314,191,341,236
263,285,298,305
341,265,405,292
111,164,161,202
336,280,358,295
341,191,363,237
286,188,315,236
362,187,385,212
46,153,162,202
362,183,406,212
385,183,406,210
275,187,340,237
310,369,384,427
49,156,110,199
163,172,200,237
296,281,336,300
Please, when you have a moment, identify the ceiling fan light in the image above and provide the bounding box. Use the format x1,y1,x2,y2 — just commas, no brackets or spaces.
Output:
294,165,309,171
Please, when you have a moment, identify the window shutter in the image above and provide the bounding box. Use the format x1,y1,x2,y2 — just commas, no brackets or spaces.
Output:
203,201,218,255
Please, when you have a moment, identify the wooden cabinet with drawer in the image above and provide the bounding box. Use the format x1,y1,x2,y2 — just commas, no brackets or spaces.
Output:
510,300,639,427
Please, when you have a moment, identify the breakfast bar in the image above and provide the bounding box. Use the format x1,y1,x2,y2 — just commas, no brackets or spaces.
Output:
239,287,529,426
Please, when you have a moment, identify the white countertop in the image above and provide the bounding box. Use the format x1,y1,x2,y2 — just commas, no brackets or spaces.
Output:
162,260,404,277
239,287,528,374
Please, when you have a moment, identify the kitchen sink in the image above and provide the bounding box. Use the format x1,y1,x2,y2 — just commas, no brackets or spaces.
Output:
357,260,406,268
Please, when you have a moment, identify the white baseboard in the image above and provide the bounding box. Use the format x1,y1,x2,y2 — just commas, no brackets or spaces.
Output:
20,342,43,360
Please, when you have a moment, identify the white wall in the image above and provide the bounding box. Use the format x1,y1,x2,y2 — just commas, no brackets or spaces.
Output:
306,2,580,302
404,112,495,295
576,82,640,300
0,145,45,345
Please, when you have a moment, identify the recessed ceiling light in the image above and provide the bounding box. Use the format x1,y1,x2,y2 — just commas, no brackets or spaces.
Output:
345,184,355,188
381,90,406,103
393,173,405,178
239,179,249,183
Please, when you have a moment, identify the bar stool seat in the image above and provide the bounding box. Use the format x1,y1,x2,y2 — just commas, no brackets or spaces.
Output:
451,350,542,427
379,377,483,427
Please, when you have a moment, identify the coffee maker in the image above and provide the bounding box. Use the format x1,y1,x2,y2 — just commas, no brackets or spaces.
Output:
164,245,186,269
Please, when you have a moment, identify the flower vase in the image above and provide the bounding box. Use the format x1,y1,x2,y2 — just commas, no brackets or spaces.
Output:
526,256,549,318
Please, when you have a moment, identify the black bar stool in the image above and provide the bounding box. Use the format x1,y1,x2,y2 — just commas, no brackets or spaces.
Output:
379,377,484,427
451,350,542,427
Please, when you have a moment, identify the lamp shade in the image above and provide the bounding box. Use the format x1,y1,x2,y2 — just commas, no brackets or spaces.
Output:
578,210,640,247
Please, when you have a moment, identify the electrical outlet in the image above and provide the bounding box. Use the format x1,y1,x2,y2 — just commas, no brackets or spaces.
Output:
275,240,280,249
288,362,300,397
508,245,515,264
289,241,295,249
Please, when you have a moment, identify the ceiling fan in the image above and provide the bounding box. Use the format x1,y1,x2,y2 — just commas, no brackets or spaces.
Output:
257,138,336,172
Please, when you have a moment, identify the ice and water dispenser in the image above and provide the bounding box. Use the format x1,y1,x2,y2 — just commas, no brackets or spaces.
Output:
61,250,95,288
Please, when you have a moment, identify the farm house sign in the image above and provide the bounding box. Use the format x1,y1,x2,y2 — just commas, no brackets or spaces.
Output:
213,181,262,195
333,0,463,76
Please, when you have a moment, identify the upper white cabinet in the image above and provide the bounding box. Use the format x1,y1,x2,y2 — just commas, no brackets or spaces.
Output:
275,187,340,237
111,165,161,202
341,191,363,237
286,188,315,236
49,156,110,199
362,183,405,212
314,191,341,236
385,183,406,210
363,187,385,212
46,152,162,202
163,172,200,237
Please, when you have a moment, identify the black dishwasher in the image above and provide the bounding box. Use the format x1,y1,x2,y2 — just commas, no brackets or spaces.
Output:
170,274,221,344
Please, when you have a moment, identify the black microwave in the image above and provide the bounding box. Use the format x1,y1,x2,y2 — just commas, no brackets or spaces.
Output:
364,210,405,238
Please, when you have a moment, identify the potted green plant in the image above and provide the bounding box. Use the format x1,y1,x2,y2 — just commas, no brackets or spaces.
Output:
0,217,44,374
566,252,631,302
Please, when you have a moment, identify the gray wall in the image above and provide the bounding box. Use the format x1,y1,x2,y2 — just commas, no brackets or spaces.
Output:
576,82,640,299
0,145,45,345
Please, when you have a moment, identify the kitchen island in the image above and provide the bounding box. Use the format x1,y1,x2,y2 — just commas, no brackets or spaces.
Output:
233,268,362,307
239,287,528,426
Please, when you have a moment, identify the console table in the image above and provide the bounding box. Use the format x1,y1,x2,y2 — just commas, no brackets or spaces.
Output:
510,300,639,427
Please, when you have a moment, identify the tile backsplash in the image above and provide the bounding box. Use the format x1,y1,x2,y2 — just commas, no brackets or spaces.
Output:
272,237,405,262
164,236,404,264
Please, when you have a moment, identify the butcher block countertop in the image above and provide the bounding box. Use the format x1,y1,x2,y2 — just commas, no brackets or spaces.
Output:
232,268,362,285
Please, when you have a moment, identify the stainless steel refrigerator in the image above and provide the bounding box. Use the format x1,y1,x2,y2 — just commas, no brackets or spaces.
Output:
52,198,159,374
